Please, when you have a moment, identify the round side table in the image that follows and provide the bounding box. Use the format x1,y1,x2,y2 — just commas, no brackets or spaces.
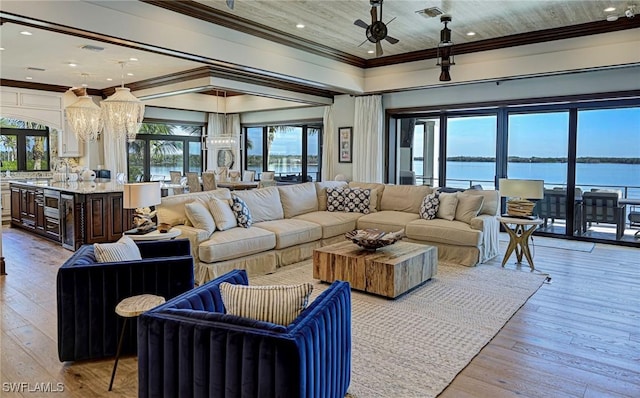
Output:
108,294,165,391
498,216,543,271
126,228,181,241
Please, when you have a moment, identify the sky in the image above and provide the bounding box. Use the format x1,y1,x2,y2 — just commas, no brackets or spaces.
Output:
417,107,640,158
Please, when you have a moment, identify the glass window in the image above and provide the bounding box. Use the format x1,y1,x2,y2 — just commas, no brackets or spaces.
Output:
128,122,203,182
244,123,322,183
1,119,50,172
446,115,497,189
246,127,263,175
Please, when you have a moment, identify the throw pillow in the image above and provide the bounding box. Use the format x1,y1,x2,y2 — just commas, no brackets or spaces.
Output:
207,196,237,231
419,192,439,220
184,199,216,235
342,187,371,214
94,235,142,263
219,282,313,326
436,192,458,221
455,193,485,224
326,187,346,212
231,196,253,228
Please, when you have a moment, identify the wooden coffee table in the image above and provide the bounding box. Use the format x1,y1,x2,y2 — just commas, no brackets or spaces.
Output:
313,241,437,298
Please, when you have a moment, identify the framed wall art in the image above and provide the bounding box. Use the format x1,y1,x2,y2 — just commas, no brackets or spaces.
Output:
338,127,352,163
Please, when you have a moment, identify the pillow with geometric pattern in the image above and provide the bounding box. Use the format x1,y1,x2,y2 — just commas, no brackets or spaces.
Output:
326,187,371,214
231,196,253,228
419,192,439,220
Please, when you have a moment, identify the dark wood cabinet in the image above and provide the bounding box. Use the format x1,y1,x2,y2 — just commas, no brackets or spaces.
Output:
10,183,133,250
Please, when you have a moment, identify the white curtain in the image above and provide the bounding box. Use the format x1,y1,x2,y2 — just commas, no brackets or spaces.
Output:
205,113,225,171
352,95,383,183
321,105,335,181
102,127,128,181
226,114,241,171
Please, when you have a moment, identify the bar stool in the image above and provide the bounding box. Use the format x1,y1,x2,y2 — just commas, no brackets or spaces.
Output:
108,294,165,391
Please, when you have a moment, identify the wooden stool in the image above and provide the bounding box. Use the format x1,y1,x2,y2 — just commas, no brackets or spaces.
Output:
108,294,165,391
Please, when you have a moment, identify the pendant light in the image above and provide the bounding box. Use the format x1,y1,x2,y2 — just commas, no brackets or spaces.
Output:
101,62,145,142
64,74,101,142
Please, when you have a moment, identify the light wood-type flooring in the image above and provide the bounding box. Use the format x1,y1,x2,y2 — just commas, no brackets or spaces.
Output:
1,226,639,397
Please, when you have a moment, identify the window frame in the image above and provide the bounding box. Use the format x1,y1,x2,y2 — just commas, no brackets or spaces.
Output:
0,127,51,172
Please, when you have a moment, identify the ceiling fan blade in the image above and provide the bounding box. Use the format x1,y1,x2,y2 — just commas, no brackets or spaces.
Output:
376,42,383,57
386,16,397,25
357,37,369,48
385,35,399,44
354,19,369,29
226,0,234,10
370,6,378,23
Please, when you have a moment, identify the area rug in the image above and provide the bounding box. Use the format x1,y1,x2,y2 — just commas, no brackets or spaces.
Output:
499,232,595,252
250,260,547,398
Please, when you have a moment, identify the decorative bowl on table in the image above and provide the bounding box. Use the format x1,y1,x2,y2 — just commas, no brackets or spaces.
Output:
345,228,405,251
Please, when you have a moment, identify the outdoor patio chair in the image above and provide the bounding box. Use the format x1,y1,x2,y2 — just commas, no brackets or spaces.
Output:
581,191,626,240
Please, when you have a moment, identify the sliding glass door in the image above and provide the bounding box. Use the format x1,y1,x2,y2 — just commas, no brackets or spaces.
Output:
446,115,497,190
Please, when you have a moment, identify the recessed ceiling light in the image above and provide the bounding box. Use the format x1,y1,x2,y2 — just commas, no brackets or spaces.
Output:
0,48,5,51
127,72,134,76
20,31,32,36
606,14,619,21
367,50,375,54
466,31,476,36
296,23,305,28
81,83,88,87
25,76,33,80
604,7,616,12
68,63,77,67
106,78,113,81
129,57,138,61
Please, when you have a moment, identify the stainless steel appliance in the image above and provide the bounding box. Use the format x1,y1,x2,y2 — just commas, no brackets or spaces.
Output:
60,193,75,250
43,189,60,239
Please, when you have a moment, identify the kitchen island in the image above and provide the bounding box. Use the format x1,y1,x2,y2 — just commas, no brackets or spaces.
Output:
10,180,133,250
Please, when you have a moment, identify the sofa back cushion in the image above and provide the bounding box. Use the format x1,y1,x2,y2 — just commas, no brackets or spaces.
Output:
348,182,386,210
278,182,318,218
157,189,232,226
436,192,459,221
454,193,485,224
380,185,432,214
233,186,283,223
316,181,348,210
463,189,499,216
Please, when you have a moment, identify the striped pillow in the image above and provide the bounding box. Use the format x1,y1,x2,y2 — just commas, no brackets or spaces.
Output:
94,235,142,263
207,196,237,231
185,199,216,235
219,282,313,326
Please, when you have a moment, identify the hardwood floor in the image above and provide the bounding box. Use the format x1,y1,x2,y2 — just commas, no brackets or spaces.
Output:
1,226,639,397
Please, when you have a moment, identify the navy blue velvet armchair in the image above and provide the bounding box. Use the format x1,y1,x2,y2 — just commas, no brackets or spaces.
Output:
138,269,352,398
56,238,194,362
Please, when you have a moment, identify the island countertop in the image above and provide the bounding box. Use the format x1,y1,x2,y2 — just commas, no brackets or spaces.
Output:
9,180,124,194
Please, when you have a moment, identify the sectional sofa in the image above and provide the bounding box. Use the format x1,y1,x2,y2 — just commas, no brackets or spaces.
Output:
156,181,500,285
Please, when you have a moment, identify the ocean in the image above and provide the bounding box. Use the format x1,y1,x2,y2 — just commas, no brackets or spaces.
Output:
414,161,640,198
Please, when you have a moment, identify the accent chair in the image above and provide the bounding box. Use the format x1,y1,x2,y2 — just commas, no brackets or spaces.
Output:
138,269,352,398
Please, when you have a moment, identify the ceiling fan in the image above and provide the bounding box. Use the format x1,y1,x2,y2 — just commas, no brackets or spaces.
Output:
354,0,399,57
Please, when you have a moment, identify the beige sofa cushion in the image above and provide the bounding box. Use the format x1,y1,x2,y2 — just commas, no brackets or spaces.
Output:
405,218,482,247
199,227,276,263
207,196,237,231
316,181,348,210
464,189,499,216
184,200,216,235
157,189,232,226
356,211,420,233
455,193,484,224
294,211,363,239
233,186,283,223
278,182,318,218
348,182,386,210
380,185,432,214
437,192,458,221
253,219,322,249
